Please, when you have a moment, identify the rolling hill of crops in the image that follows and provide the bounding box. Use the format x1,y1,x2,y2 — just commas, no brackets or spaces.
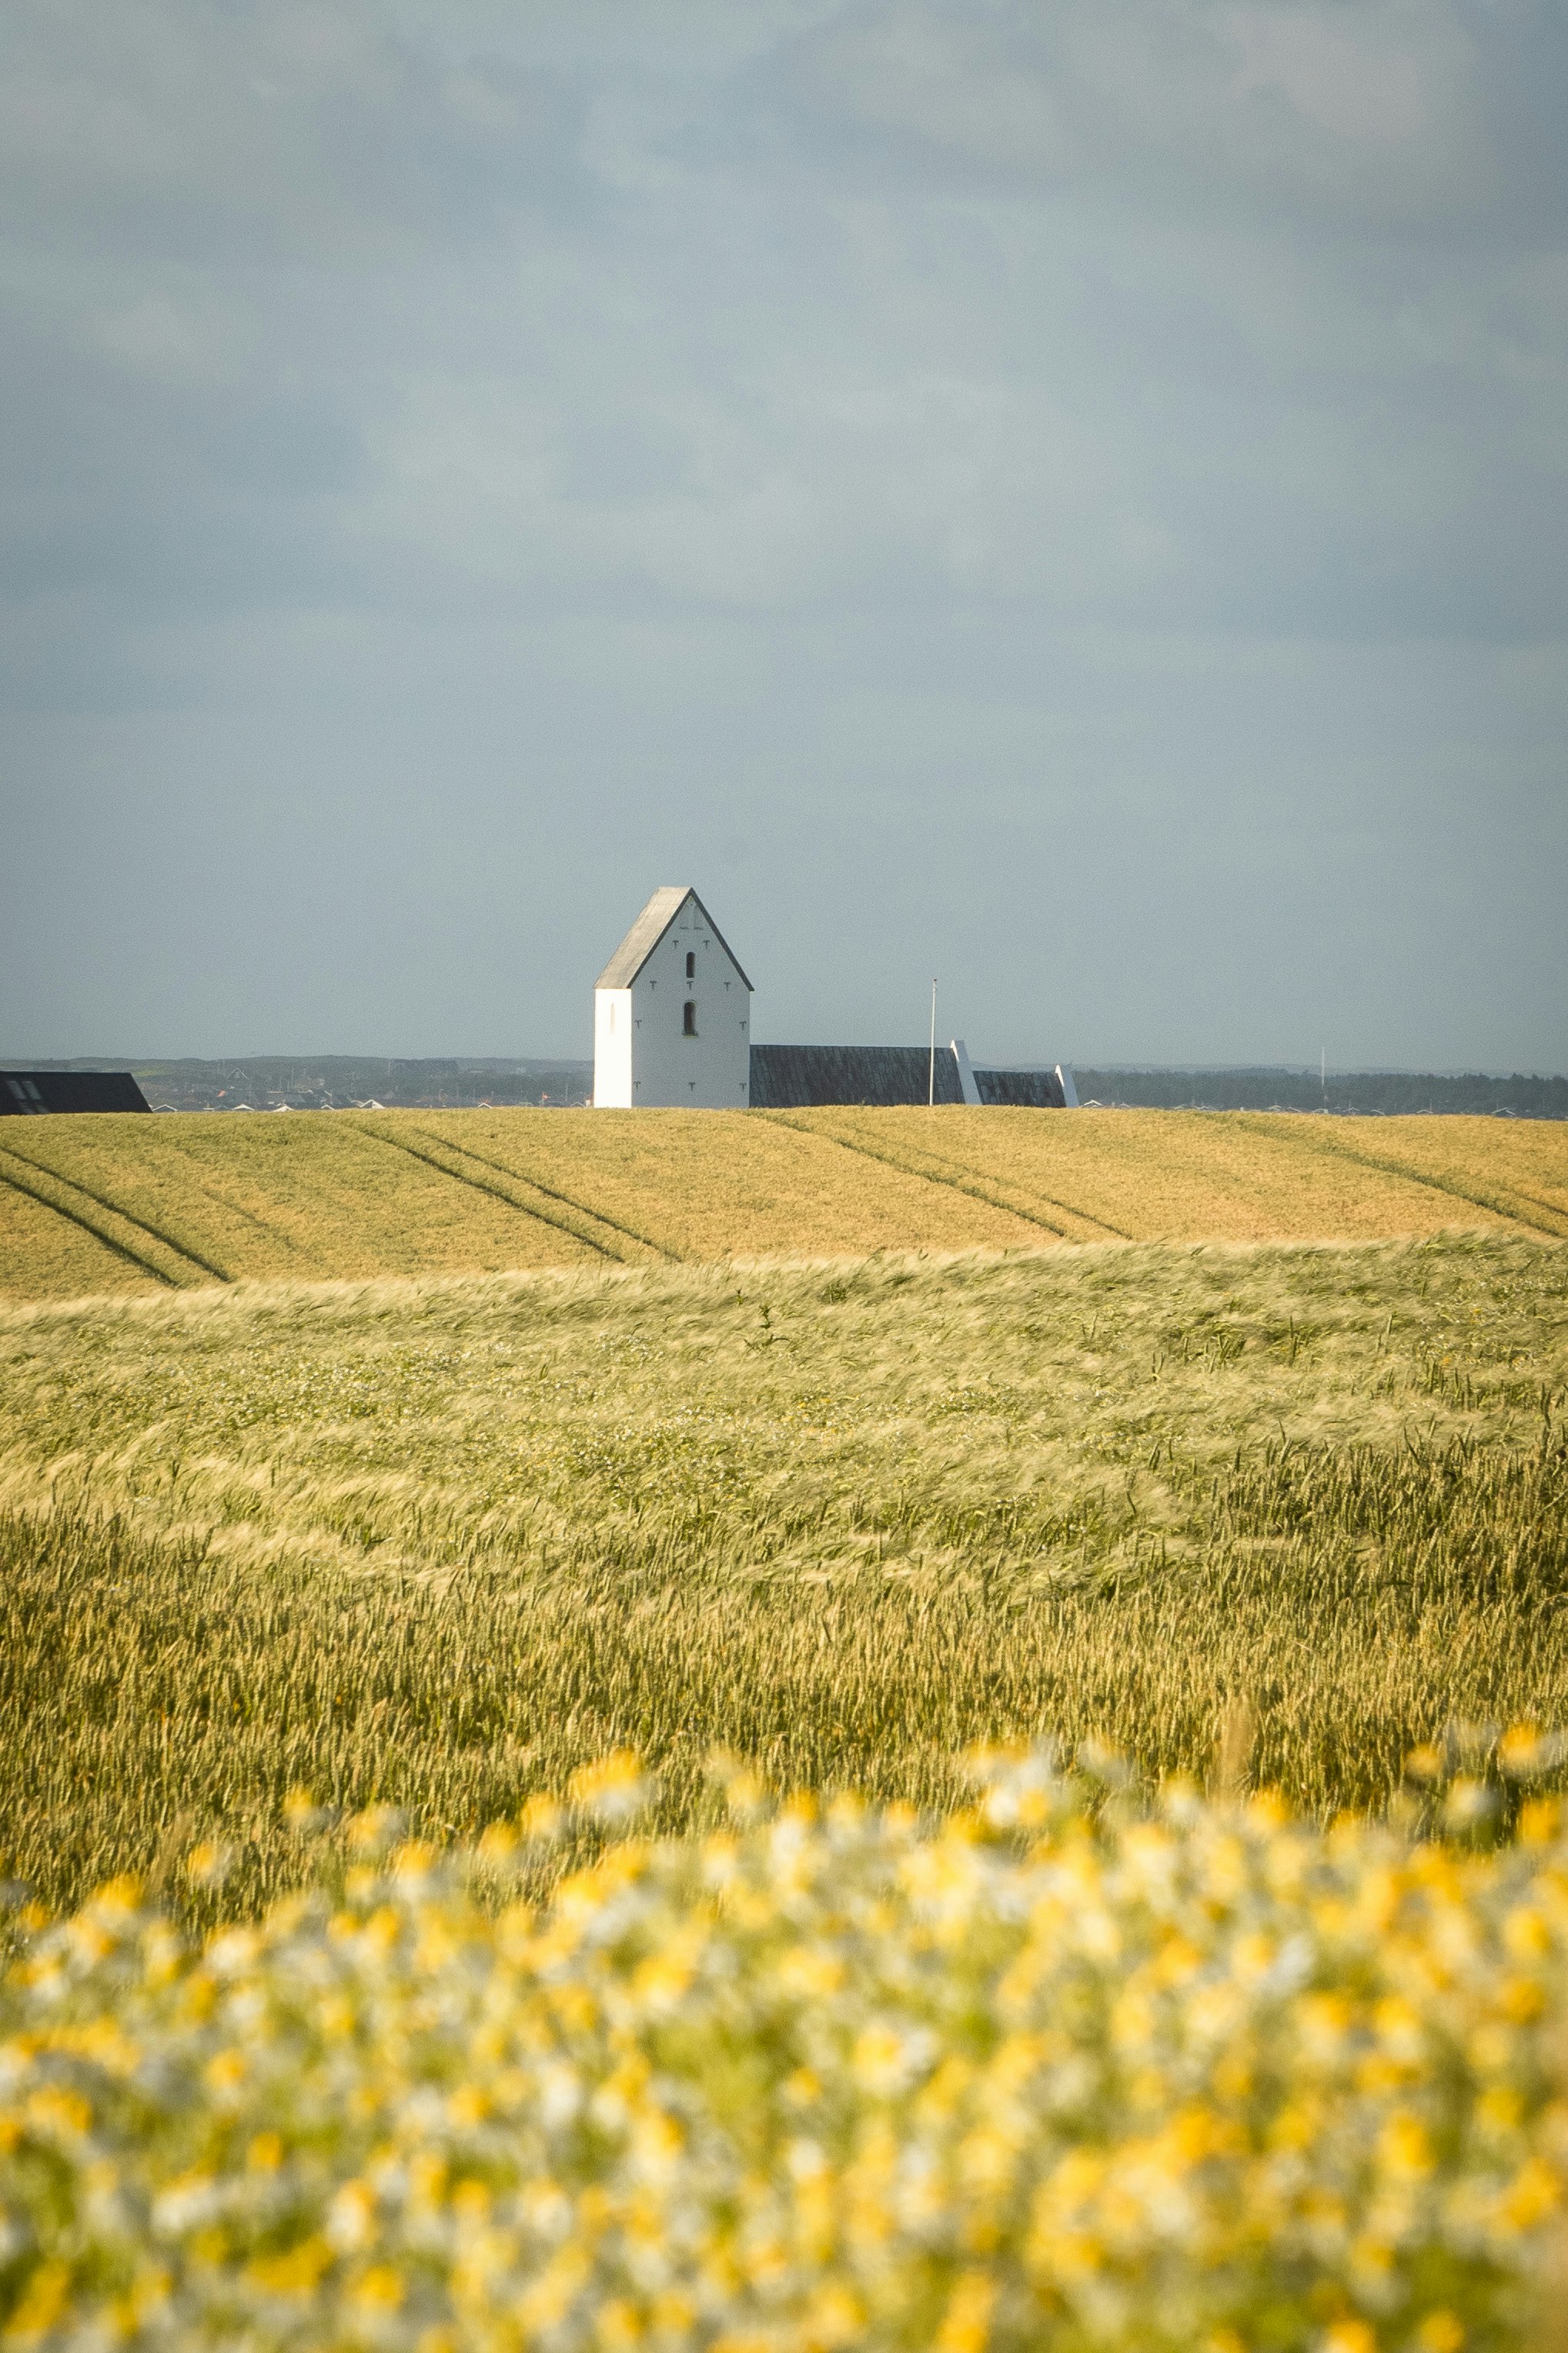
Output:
1,1107,1565,1302
2,1230,1565,1920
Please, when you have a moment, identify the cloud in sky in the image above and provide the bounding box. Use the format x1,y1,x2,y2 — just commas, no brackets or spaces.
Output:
2,0,1564,1066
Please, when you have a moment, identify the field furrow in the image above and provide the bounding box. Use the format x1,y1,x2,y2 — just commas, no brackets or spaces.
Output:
0,1134,234,1280
348,1120,619,1262
770,1109,1130,1240
0,1145,196,1287
1255,1116,1568,1238
385,1120,677,1260
0,1165,144,1294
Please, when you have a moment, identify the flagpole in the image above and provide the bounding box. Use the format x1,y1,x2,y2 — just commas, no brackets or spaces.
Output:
929,978,937,1106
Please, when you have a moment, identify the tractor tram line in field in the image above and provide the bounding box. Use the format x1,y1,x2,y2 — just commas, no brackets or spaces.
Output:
1260,1118,1568,1240
862,1123,1133,1241
155,1129,323,1243
398,1123,680,1262
0,1139,231,1286
756,1110,1076,1241
1508,1183,1568,1227
0,1155,183,1289
348,1120,623,1262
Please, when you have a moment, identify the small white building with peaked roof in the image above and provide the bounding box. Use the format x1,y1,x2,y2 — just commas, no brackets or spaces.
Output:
593,887,753,1108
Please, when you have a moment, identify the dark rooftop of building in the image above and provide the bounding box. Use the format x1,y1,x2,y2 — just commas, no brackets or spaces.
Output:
1,1070,152,1116
748,1045,1065,1109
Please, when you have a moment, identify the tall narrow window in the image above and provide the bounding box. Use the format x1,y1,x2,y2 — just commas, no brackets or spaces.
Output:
685,951,696,979
683,1001,697,1036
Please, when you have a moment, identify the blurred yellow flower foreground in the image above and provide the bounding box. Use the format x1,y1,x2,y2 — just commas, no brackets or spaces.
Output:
5,1754,1568,2353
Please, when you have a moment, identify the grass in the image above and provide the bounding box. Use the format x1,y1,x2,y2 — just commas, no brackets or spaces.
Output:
2,1233,1565,1920
1,1107,1564,1303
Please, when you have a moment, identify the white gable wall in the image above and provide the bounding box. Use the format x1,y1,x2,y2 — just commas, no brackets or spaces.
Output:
593,989,634,1106
593,893,751,1109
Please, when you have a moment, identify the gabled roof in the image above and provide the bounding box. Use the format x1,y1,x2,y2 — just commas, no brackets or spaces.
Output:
595,888,753,992
748,1045,965,1107
1,1069,151,1115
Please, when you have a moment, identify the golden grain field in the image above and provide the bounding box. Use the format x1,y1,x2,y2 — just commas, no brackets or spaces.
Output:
2,1109,1564,1302
2,1234,1565,1920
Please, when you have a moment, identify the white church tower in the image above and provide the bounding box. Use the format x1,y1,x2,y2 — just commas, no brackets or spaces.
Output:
593,887,753,1108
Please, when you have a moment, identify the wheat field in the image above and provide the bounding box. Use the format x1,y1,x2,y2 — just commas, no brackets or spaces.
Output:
2,1231,1564,1919
1,1107,1565,1301
5,1126,1568,2352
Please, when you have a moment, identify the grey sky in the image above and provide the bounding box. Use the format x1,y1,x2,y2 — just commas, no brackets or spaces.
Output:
2,0,1564,1069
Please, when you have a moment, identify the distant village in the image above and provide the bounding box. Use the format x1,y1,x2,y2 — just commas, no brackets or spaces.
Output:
5,1057,1561,1122
113,1059,594,1115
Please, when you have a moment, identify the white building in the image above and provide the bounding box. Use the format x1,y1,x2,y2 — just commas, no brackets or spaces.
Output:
593,887,753,1108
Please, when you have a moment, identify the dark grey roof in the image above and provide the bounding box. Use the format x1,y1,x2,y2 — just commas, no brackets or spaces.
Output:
748,1046,1067,1109
1,1070,151,1115
974,1066,1066,1109
749,1045,966,1107
595,888,753,992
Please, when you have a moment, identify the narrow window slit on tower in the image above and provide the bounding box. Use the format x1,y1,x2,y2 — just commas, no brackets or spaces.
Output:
684,1002,697,1036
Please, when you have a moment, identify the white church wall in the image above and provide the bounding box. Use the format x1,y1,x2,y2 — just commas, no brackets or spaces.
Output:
592,989,634,1107
593,891,751,1109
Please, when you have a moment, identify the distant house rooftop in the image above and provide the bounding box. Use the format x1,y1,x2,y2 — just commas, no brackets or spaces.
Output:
0,1070,152,1116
